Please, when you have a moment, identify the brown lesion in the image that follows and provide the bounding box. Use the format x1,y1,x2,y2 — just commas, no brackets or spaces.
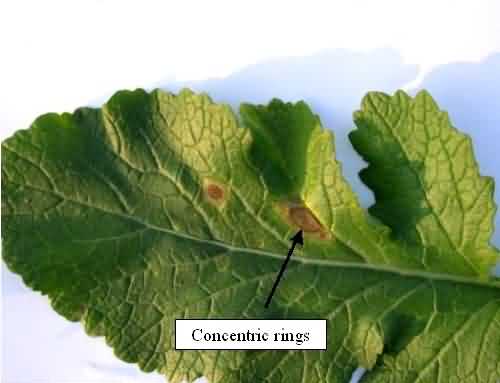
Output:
289,206,322,232
206,183,224,201
280,200,331,240
203,179,227,206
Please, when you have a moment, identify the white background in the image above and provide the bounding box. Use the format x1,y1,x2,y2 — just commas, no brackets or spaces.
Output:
1,1,500,382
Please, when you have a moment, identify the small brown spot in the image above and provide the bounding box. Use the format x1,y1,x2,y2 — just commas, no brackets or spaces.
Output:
204,180,228,206
206,183,224,201
289,206,322,233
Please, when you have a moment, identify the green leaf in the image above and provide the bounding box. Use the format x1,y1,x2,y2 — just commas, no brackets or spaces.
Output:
350,90,498,276
240,99,318,197
2,88,499,383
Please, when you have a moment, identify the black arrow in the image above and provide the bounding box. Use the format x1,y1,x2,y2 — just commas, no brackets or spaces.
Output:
264,230,304,308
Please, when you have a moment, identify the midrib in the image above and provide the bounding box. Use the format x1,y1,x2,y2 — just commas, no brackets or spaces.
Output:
164,223,499,289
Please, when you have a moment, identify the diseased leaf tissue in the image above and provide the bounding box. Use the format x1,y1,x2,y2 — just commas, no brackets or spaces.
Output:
2,88,500,383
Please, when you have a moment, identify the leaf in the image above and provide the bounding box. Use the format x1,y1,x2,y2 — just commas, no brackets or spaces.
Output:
350,90,498,276
2,88,500,383
240,99,318,196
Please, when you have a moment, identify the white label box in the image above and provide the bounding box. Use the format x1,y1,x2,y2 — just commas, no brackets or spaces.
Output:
175,319,327,350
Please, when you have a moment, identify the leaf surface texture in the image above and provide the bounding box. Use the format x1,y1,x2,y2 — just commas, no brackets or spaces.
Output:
2,88,499,382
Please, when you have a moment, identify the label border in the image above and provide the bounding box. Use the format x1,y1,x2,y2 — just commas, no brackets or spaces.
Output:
174,318,327,351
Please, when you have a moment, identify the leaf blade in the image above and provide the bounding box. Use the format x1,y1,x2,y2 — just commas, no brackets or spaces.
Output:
2,88,499,383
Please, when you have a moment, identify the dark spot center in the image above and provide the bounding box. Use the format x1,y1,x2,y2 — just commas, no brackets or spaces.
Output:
206,184,224,201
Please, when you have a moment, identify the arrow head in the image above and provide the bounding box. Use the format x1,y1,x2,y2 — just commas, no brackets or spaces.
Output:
290,230,304,245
